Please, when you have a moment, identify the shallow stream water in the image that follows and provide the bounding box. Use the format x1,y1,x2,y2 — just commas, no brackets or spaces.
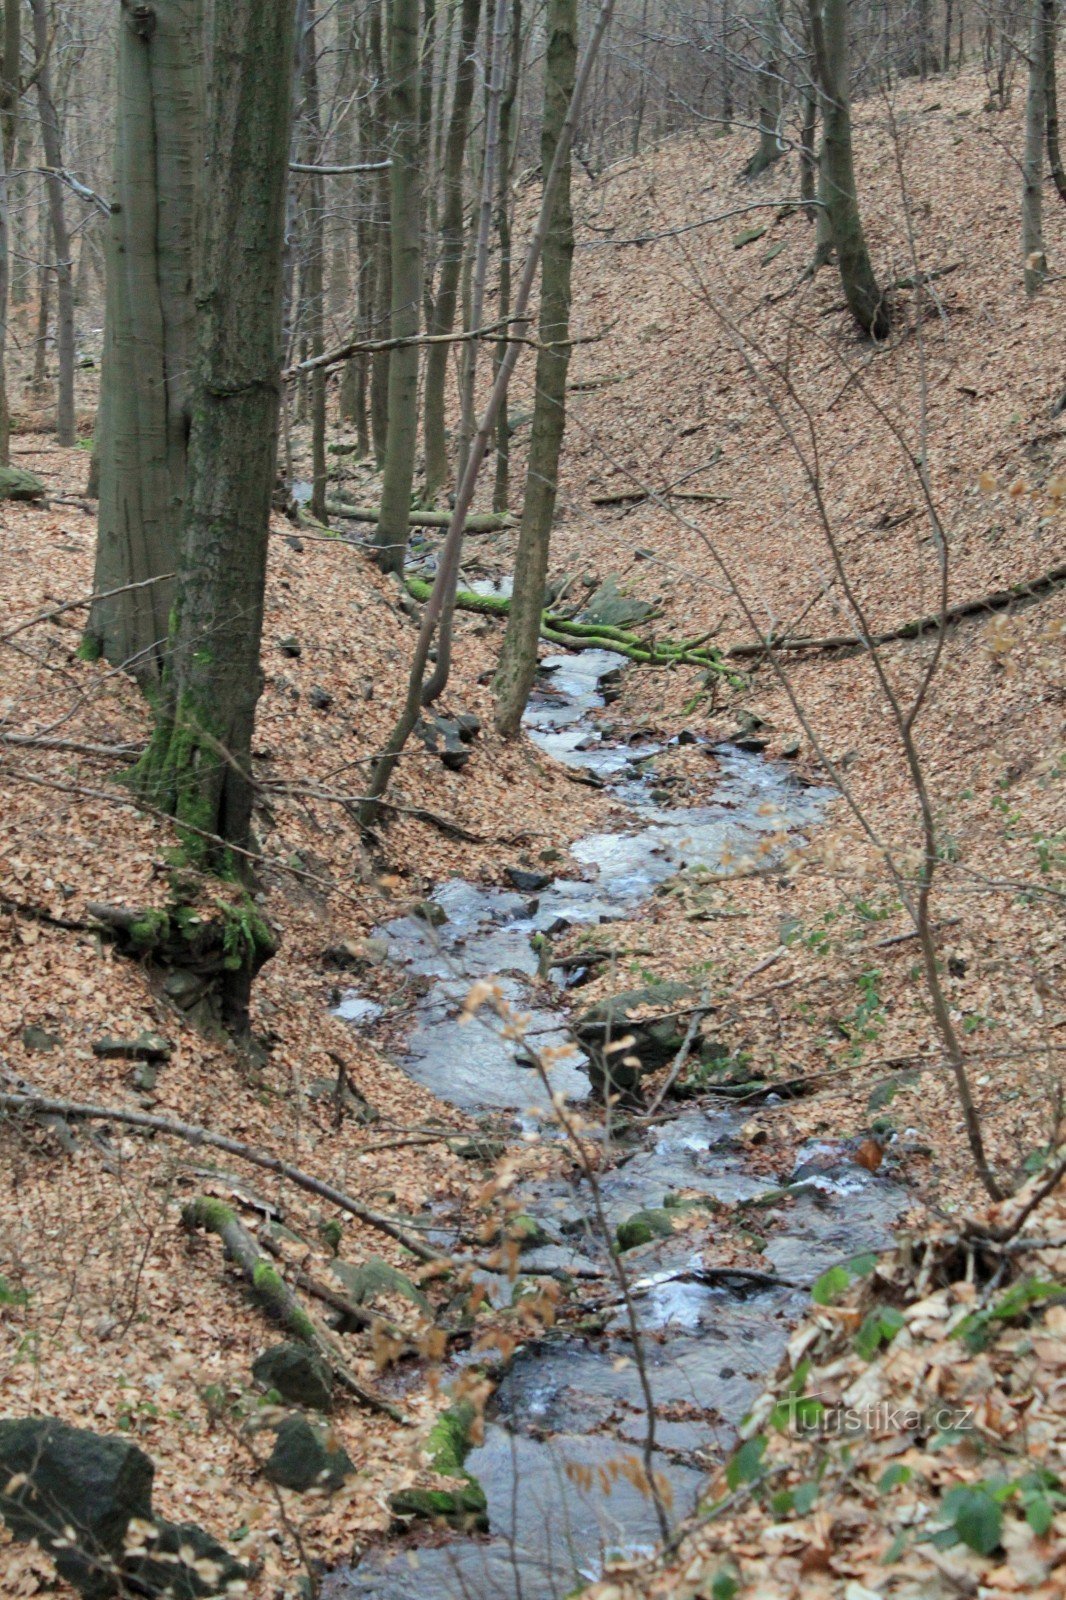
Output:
326,649,906,1600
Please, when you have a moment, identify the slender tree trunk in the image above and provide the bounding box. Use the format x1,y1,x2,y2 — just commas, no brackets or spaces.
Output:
33,258,50,390
136,0,296,1031
374,0,422,573
1045,0,1066,202
744,0,784,176
800,79,818,209
90,0,203,676
31,0,76,446
0,127,9,466
493,0,577,736
422,0,482,502
809,0,889,338
368,2,390,464
302,0,328,522
0,0,18,172
493,0,522,513
456,0,507,483
0,0,17,464
943,0,955,74
1024,0,1049,290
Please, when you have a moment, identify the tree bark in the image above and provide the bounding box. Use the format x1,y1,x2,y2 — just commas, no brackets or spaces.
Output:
135,0,297,1030
743,0,784,177
374,0,422,573
31,0,76,447
90,0,203,677
0,0,17,465
1044,0,1066,202
1024,0,1049,290
421,0,481,503
368,1,391,464
492,0,577,736
808,0,889,338
493,0,522,513
301,0,328,522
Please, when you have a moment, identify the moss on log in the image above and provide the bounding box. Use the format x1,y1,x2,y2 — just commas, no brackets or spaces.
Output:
403,576,742,678
327,501,513,533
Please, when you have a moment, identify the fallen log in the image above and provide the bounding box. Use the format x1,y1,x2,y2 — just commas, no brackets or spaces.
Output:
726,562,1066,658
182,1197,405,1422
327,502,513,533
0,1090,444,1262
403,577,742,677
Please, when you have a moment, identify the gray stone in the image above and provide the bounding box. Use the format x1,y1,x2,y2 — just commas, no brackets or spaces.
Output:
308,685,333,710
277,636,302,658
0,1417,245,1599
0,466,45,501
252,1343,333,1412
582,576,653,628
264,1415,352,1492
331,1257,430,1315
21,1024,60,1053
504,867,552,893
91,1031,172,1063
575,982,697,1100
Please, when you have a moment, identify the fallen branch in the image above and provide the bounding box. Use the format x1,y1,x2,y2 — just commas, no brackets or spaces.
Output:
182,1197,405,1422
0,1091,446,1263
403,577,740,675
726,563,1066,657
327,501,513,533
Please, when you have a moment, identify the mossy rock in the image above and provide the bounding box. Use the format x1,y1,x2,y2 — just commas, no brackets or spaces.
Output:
507,1214,551,1252
0,466,45,501
252,1343,333,1412
616,1207,676,1252
576,982,697,1101
389,1401,488,1530
582,576,654,629
389,1480,488,1530
331,1257,430,1316
264,1415,352,1492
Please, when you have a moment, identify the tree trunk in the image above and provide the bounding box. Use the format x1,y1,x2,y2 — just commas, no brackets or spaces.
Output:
456,0,507,484
90,0,203,677
31,0,76,447
800,80,818,210
422,0,481,503
1045,0,1066,202
301,0,328,522
809,0,889,338
374,0,422,573
368,1,390,464
135,0,297,1031
744,0,784,177
493,0,577,736
1024,0,1049,290
0,0,17,465
493,0,522,513
0,126,9,467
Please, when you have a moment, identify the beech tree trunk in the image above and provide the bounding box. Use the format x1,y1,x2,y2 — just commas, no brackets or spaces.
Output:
136,0,296,1027
1045,0,1066,202
374,0,422,574
493,0,577,736
301,0,328,522
90,0,203,677
0,0,17,466
809,0,889,338
1024,0,1049,290
493,0,522,513
744,0,784,177
368,2,390,465
31,0,76,447
422,0,482,502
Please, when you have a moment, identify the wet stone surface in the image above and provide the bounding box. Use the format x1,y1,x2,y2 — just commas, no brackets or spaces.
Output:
329,648,907,1599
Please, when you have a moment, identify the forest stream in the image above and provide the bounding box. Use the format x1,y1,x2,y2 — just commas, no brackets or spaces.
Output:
325,645,909,1600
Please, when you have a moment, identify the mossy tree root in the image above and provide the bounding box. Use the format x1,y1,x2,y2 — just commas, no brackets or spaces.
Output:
182,1197,405,1423
87,885,276,1039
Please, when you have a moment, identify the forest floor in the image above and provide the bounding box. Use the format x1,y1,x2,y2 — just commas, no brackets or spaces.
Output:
0,59,1064,1600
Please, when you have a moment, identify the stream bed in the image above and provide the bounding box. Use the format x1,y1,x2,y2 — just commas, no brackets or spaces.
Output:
325,650,907,1600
